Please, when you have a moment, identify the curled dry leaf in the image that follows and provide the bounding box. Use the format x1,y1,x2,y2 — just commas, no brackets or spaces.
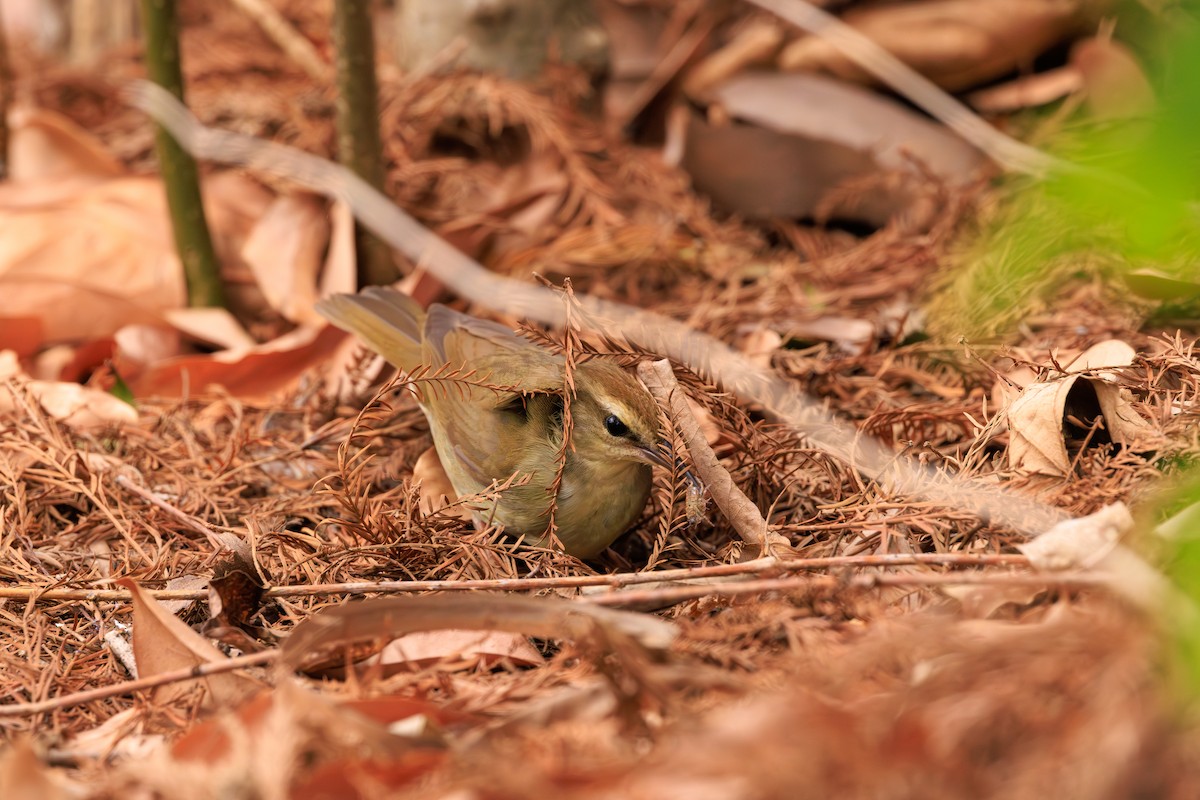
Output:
241,193,330,325
280,593,678,674
115,578,263,708
683,72,984,224
778,0,1097,92
1006,340,1152,476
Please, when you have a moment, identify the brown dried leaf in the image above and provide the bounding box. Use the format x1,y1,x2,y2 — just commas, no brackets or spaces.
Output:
8,107,125,182
0,177,185,342
0,741,70,800
281,593,677,674
779,0,1095,92
115,577,262,707
683,73,983,223
241,193,330,325
126,324,346,400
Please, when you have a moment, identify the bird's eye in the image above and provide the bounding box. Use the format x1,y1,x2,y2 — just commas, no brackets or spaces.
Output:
604,414,629,437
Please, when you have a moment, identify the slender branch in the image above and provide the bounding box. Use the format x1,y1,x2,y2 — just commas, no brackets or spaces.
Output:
226,0,330,81
0,553,1030,602
0,566,1098,717
0,650,275,717
587,571,1111,608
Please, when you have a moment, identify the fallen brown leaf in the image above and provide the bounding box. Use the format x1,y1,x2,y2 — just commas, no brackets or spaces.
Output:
115,578,262,708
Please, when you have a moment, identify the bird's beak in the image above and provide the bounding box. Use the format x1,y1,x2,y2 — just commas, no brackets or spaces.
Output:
637,442,674,470
638,441,702,491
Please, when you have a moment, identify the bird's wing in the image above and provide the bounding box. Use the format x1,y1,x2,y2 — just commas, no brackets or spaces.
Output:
315,287,426,370
421,305,567,495
426,305,565,394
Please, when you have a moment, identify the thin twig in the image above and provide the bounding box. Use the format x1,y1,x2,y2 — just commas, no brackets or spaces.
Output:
0,650,276,718
0,553,1029,602
226,0,331,81
586,571,1110,608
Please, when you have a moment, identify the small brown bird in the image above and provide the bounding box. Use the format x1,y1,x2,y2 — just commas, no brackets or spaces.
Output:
316,288,670,558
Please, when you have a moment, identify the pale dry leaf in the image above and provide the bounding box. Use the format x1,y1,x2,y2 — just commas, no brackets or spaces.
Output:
778,0,1094,92
241,193,330,325
942,583,1048,618
1018,502,1133,571
1006,380,1074,476
317,199,358,299
1066,339,1136,376
0,177,185,342
376,629,544,670
735,327,782,370
56,708,161,763
1006,361,1150,477
0,350,21,380
788,316,875,354
685,396,722,447
115,577,262,708
0,379,138,429
162,308,257,351
967,65,1083,113
683,18,785,97
114,324,184,367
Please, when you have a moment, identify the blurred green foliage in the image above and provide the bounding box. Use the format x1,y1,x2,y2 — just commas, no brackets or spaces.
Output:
932,12,1200,338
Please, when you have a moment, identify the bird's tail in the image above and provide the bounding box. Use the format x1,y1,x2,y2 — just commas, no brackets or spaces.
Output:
315,287,426,370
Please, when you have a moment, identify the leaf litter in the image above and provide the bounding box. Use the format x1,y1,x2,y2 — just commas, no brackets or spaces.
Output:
3,0,1200,797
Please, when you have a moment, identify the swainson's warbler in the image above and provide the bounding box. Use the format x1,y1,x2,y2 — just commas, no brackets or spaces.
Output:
316,288,671,558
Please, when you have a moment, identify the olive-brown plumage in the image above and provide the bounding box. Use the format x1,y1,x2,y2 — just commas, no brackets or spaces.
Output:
316,288,666,558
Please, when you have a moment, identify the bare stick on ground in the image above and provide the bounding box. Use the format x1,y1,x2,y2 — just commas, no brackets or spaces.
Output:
139,0,225,307
638,358,791,555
